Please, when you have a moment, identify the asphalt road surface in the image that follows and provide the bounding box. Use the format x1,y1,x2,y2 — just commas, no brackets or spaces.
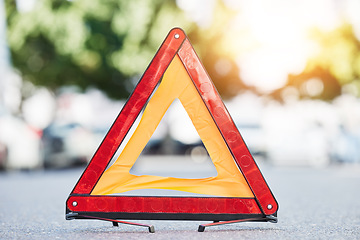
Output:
1,156,359,239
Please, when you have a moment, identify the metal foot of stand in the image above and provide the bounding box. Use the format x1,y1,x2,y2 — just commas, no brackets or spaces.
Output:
78,215,155,233
198,216,277,232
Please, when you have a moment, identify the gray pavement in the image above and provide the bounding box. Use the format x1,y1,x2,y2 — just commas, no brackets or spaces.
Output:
0,156,360,239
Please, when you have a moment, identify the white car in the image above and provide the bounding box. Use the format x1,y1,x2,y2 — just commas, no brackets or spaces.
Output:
0,109,43,170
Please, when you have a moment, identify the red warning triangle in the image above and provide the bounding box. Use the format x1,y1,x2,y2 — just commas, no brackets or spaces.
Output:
66,28,278,231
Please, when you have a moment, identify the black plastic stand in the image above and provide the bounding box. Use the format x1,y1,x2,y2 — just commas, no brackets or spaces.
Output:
198,215,277,232
69,213,155,233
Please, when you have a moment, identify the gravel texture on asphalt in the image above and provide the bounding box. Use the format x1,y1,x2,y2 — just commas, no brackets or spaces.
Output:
1,156,359,239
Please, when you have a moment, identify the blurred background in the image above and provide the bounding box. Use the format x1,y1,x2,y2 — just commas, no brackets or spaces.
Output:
1,0,360,170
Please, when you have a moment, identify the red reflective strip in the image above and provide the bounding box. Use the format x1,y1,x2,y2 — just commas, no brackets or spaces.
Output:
67,196,261,214
72,28,186,194
178,39,278,215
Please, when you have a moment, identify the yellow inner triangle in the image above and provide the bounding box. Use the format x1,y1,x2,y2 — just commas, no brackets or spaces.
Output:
91,55,254,198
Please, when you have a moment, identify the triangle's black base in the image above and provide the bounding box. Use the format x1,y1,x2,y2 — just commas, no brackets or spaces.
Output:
66,208,265,221
198,215,278,232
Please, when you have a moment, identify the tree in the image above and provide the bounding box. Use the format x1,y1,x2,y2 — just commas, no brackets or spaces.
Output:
6,0,193,99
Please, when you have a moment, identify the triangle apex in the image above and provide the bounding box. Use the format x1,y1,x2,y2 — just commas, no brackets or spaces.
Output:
168,27,187,40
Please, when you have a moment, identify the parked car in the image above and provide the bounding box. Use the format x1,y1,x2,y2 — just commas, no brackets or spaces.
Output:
0,141,7,170
41,122,99,168
0,108,43,170
236,123,266,157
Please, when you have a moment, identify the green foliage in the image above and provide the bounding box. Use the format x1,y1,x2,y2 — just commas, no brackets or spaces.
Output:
6,0,192,99
6,0,360,102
